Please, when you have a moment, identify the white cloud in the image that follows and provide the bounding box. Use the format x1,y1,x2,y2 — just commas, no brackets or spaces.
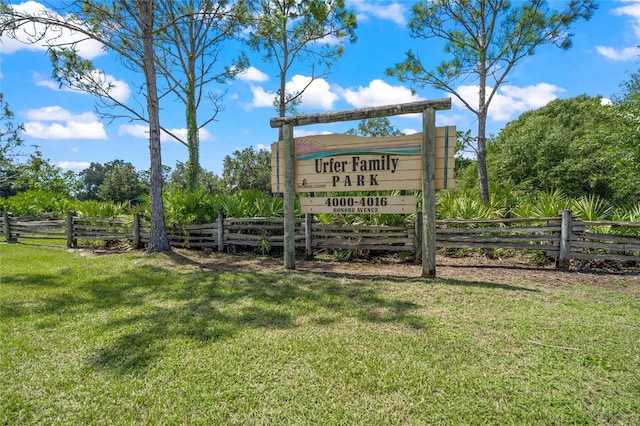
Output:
595,45,640,61
33,70,131,103
247,75,339,110
437,112,467,129
294,128,333,137
24,106,107,139
595,1,640,61
612,1,640,21
348,0,406,25
165,127,214,144
452,83,564,121
56,160,90,171
118,123,214,144
1,1,105,59
26,106,93,122
286,75,339,110
402,128,419,135
343,79,422,108
117,124,148,139
249,85,275,108
237,66,269,83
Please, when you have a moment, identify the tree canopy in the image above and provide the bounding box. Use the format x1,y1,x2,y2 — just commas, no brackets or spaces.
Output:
246,0,356,139
0,93,24,197
487,95,640,205
386,0,597,203
345,117,403,137
156,0,250,190
1,0,178,251
221,146,271,193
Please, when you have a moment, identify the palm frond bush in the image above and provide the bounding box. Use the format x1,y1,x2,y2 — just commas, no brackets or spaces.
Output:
75,200,126,218
163,188,220,225
572,194,612,221
513,189,570,218
0,190,75,217
611,204,640,236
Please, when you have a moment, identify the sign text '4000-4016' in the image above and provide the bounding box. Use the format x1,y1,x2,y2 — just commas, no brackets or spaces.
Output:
300,196,417,214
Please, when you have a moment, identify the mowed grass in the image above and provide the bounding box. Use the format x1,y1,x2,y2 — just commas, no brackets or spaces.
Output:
1,244,639,425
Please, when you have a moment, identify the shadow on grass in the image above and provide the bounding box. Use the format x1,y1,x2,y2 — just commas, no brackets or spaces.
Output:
0,249,535,375
437,278,540,292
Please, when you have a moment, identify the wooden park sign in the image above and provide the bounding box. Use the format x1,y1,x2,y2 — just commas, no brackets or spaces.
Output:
270,98,452,278
271,128,456,194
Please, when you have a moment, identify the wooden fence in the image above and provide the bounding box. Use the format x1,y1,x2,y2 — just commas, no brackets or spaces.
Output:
2,210,639,270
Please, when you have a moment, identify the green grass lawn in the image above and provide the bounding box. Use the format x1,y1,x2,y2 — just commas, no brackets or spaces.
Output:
1,243,639,425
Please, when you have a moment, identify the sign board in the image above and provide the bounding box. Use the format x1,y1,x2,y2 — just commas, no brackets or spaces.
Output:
300,195,417,214
271,127,456,194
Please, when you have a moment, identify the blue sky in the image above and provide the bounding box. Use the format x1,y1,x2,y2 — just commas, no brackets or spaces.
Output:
1,0,640,176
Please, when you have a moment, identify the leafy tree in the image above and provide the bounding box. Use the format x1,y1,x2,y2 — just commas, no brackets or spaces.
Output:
487,95,640,205
345,117,403,137
452,130,479,192
167,161,223,193
98,161,149,203
12,151,77,196
247,0,357,137
0,93,25,197
386,0,597,203
76,160,132,201
156,0,250,190
1,1,177,251
221,147,271,192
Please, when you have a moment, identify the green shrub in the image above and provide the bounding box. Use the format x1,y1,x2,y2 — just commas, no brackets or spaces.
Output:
513,189,571,218
572,194,612,221
75,200,126,218
0,190,75,216
164,188,221,225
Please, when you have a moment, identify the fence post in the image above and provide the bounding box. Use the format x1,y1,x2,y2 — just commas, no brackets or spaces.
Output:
217,212,225,252
132,213,141,249
3,212,15,242
557,209,572,271
414,214,423,263
305,213,314,260
66,211,76,248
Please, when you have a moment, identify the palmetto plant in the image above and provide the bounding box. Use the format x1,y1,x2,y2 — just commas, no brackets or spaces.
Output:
436,190,505,220
513,189,571,218
571,194,613,221
75,200,126,218
0,190,75,217
163,188,220,225
611,204,640,236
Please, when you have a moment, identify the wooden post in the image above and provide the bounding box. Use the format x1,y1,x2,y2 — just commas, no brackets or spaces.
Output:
414,214,422,263
3,212,14,242
283,123,296,269
557,209,572,271
133,213,141,249
305,213,314,260
66,211,76,248
422,108,437,278
217,212,225,252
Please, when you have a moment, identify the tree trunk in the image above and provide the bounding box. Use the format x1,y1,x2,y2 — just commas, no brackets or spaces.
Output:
477,56,490,204
277,3,288,143
141,0,171,253
186,69,200,191
278,63,287,142
477,111,490,204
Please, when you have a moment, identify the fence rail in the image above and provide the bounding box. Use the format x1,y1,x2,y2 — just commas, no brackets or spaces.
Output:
3,210,639,270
